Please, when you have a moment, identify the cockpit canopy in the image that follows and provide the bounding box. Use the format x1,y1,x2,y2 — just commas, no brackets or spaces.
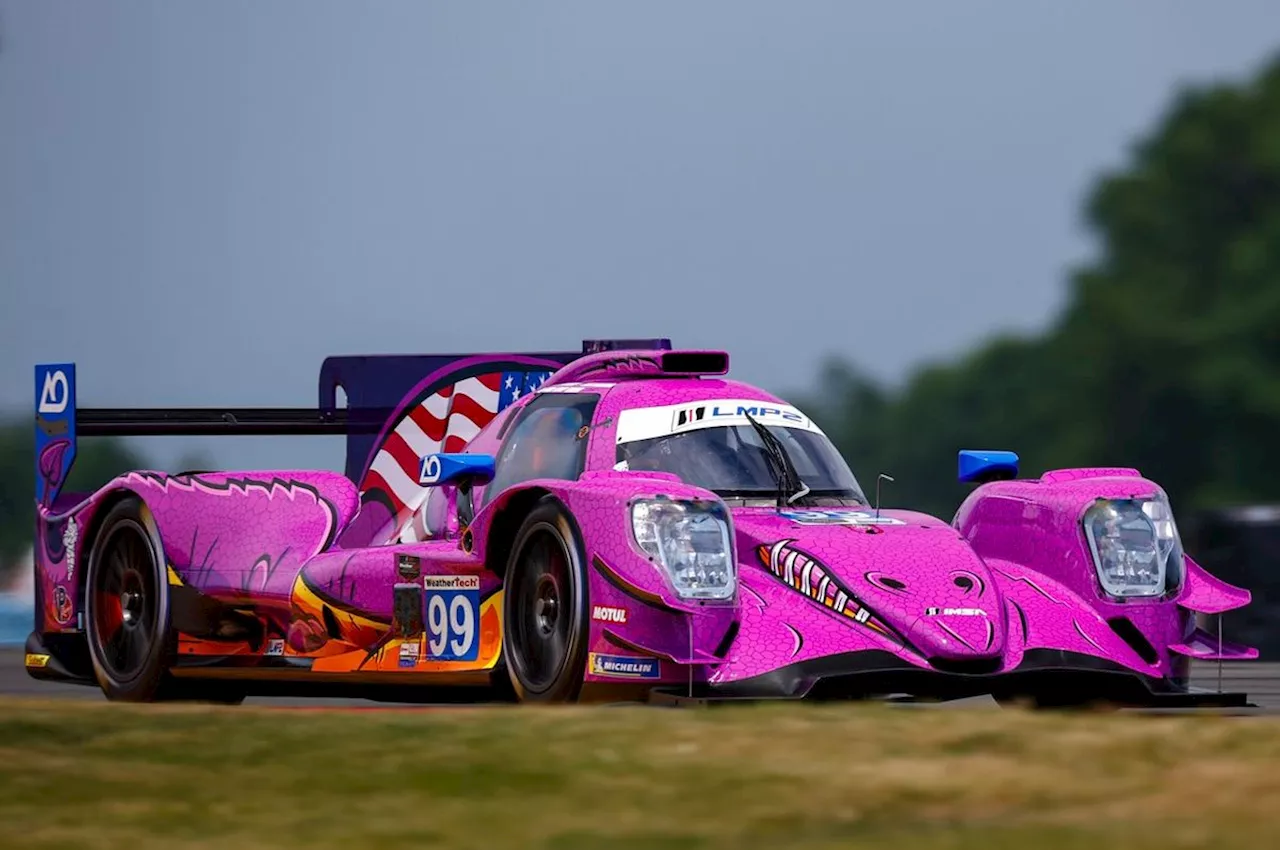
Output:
614,399,867,504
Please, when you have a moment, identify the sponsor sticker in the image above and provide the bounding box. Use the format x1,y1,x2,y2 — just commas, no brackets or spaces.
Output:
419,454,443,485
25,653,50,668
424,575,481,591
399,642,420,668
52,585,73,625
615,399,826,445
779,509,905,527
398,554,422,581
671,405,710,430
671,402,811,432
62,517,78,580
589,653,660,679
34,364,77,508
38,369,70,415
424,575,480,661
591,605,628,624
925,607,986,617
265,638,285,656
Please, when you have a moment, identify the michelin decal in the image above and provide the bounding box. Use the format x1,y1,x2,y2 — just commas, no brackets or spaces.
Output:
589,653,660,679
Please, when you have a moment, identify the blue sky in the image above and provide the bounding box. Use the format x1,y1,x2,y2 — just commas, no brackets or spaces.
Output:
3,2,1278,472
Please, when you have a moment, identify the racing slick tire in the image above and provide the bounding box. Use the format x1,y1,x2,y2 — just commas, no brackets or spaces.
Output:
501,497,590,703
84,496,245,704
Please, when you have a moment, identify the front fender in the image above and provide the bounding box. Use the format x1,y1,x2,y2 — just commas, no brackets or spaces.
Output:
986,558,1165,677
1177,554,1251,614
482,473,739,677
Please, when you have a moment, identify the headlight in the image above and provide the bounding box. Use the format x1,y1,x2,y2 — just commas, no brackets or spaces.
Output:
1082,492,1183,599
631,498,735,600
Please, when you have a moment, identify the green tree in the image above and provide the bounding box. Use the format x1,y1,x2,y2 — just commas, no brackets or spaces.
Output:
0,420,148,572
800,52,1280,519
1050,56,1280,508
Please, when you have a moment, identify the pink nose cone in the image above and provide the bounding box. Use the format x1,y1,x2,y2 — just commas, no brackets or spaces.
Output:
906,607,1005,660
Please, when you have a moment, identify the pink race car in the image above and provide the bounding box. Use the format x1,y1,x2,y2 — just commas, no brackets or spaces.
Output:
26,339,1257,707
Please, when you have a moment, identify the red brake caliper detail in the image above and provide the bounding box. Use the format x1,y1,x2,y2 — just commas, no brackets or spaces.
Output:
96,590,124,640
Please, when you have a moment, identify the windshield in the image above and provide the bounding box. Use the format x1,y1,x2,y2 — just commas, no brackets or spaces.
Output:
615,412,867,503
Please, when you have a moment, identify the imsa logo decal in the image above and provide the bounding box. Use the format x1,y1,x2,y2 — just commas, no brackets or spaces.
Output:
672,405,708,429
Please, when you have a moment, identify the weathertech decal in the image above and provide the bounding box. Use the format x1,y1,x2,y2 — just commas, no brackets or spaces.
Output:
591,605,628,624
423,575,480,591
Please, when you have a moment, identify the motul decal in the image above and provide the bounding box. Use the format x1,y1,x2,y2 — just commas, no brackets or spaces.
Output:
591,605,628,624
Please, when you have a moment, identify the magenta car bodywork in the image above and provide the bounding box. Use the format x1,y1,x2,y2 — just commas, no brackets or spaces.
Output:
26,340,1257,706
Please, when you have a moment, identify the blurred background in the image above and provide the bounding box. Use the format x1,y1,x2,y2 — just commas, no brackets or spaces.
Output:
2,2,1279,653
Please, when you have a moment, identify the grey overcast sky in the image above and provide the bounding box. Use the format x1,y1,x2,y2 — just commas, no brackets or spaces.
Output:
2,2,1279,474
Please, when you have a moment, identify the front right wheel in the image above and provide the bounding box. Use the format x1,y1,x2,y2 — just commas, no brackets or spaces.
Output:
501,498,590,703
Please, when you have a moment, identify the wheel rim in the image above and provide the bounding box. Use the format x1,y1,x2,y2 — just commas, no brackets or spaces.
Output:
90,520,159,685
511,527,577,693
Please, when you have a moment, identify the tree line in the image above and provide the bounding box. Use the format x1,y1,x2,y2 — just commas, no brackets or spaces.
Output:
795,53,1280,522
3,52,1280,579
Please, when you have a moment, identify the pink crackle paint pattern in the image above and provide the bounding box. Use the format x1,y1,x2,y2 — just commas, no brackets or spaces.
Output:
756,538,895,638
124,471,356,605
28,346,1256,699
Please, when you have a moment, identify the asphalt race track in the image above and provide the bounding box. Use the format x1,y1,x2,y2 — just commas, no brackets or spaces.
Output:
2,647,1278,711
0,647,424,708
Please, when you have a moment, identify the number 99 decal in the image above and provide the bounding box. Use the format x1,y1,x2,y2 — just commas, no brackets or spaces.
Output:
423,575,481,662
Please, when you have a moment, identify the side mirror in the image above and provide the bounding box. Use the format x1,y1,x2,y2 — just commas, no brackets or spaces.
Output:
419,453,496,489
958,449,1019,484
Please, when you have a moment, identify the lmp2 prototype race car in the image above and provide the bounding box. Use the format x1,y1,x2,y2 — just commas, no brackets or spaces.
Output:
26,338,1258,707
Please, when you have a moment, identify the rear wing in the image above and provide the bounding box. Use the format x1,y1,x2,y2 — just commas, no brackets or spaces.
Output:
34,337,672,509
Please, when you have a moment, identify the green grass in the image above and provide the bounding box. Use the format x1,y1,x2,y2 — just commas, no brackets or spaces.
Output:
0,699,1277,849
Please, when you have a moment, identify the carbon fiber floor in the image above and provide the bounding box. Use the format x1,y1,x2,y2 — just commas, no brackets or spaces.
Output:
2,648,1276,711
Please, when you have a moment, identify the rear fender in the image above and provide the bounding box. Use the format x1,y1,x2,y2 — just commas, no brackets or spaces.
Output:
118,471,358,600
33,484,122,636
37,471,359,638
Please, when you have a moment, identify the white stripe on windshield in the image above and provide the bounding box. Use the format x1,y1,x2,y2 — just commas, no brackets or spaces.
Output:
615,399,825,444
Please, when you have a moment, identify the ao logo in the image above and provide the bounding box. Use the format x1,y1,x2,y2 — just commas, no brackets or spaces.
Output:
420,455,442,485
39,370,69,415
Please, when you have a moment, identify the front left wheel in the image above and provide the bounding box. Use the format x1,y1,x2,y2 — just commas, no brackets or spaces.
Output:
501,498,590,703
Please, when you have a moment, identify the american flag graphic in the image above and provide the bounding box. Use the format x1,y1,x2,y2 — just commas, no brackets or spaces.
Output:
359,369,554,543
